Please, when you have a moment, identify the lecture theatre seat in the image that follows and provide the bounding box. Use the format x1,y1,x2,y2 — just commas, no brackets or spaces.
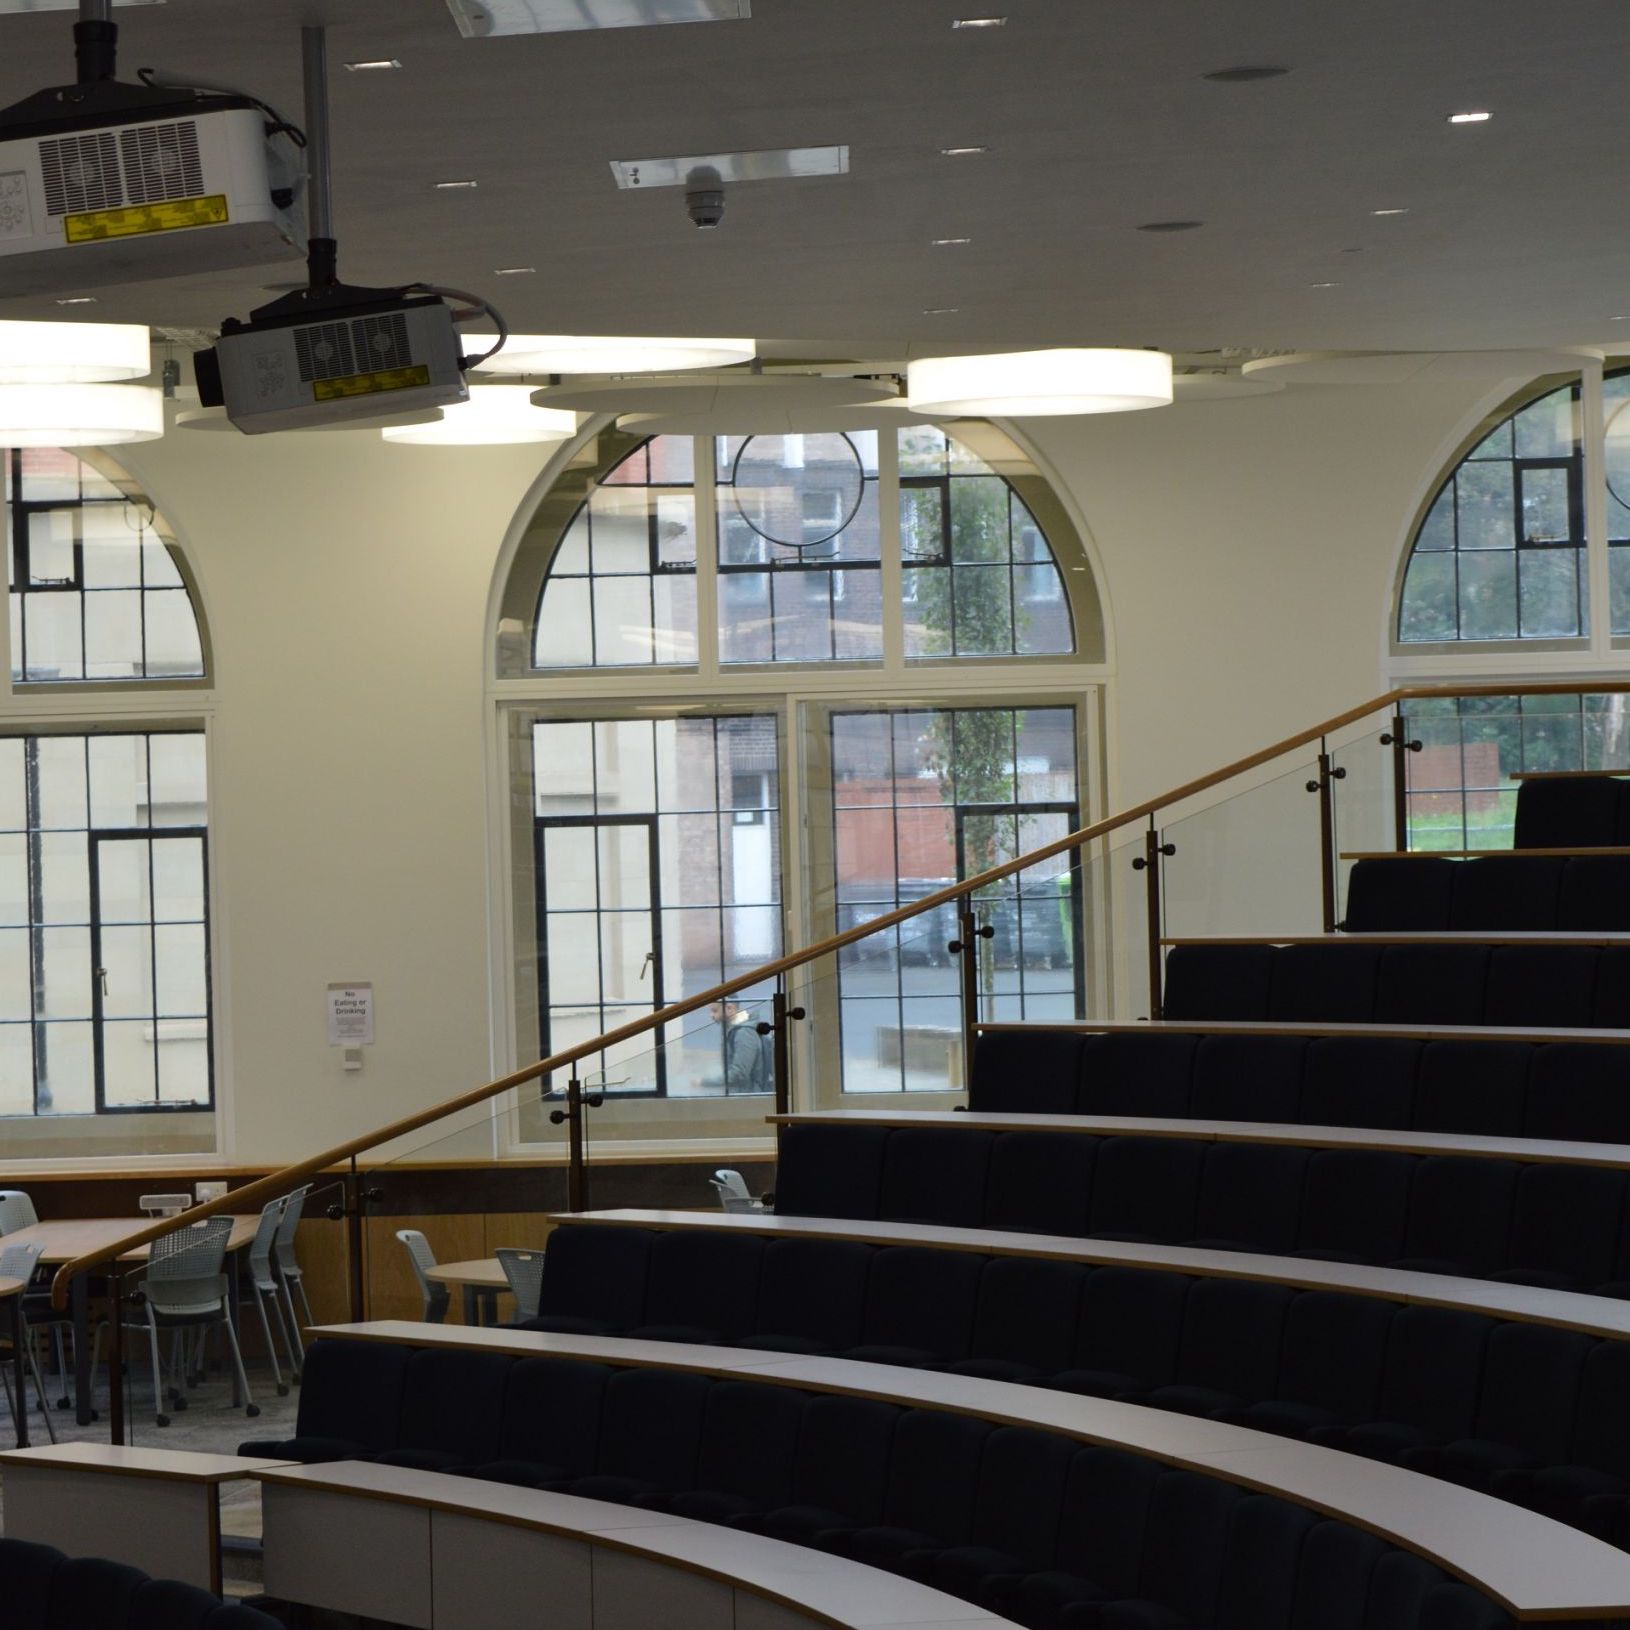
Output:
0,1539,278,1630
268,1220,1630,1549
238,1335,1551,1630
1157,939,1630,1028
969,1026,1630,1145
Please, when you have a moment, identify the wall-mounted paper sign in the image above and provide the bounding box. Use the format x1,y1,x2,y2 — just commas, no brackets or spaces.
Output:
327,983,374,1046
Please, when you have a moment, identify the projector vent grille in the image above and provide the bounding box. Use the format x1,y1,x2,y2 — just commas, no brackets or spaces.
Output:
293,313,413,383
38,132,124,216
119,122,205,204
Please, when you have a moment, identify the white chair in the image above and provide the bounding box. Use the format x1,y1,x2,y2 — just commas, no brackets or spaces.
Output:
0,1239,56,1444
0,1190,38,1235
247,1197,296,1396
273,1184,315,1370
140,1217,257,1428
395,1230,450,1323
495,1247,544,1322
708,1168,767,1214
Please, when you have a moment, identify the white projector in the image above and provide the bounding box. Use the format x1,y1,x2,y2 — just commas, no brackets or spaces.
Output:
0,92,304,295
195,291,470,433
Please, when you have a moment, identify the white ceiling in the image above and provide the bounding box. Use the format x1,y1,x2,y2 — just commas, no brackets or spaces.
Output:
0,0,1627,359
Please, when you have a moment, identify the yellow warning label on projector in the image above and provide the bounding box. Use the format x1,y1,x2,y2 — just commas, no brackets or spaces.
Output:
312,365,432,402
63,194,230,243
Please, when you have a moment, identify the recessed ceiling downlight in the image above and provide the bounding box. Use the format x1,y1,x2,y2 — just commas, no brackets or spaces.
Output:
382,386,577,446
0,384,162,446
0,320,150,383
906,349,1173,416
468,334,755,375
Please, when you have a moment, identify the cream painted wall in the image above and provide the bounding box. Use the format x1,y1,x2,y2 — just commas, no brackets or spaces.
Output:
1020,378,1502,813
94,377,1500,1163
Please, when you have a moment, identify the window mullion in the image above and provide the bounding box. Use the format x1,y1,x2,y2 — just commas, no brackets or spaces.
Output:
694,436,721,678
878,429,904,671
1581,359,1611,651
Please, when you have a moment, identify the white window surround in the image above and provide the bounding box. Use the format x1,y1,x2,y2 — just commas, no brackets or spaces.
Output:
1389,359,1630,683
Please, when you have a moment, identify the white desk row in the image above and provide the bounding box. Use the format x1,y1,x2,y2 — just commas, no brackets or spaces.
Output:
308,1318,1630,1621
257,1459,1020,1630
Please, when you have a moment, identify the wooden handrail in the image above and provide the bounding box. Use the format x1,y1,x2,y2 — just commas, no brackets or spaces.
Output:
48,675,1630,1305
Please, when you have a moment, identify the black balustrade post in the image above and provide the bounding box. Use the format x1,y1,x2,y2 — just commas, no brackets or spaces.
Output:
105,1267,124,1444
550,1075,602,1213
760,988,805,1117
1306,740,1344,934
950,906,994,1090
1379,714,1422,852
1131,821,1175,1019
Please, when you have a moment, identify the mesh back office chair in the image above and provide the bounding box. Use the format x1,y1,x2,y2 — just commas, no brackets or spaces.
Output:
140,1218,257,1428
0,1191,38,1235
395,1230,450,1324
0,1190,76,1410
709,1169,767,1213
273,1185,315,1371
246,1199,295,1396
495,1247,544,1322
0,1240,55,1443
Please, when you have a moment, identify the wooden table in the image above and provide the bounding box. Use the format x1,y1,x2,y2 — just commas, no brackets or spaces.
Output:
2,1216,257,1424
424,1259,508,1326
0,1442,289,1591
255,1460,1021,1630
310,1320,1630,1621
0,1274,25,1448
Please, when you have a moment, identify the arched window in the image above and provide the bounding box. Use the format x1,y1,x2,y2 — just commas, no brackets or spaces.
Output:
511,423,1093,674
496,418,1105,1127
0,446,214,1156
1397,379,1586,645
5,446,207,682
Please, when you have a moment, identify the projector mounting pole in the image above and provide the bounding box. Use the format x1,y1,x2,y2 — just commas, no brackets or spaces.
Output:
301,25,337,290
75,0,116,85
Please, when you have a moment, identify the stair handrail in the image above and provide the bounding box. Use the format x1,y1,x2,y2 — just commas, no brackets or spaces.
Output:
49,674,1630,1305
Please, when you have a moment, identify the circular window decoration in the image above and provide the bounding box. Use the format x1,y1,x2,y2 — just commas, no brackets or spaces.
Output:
730,432,865,552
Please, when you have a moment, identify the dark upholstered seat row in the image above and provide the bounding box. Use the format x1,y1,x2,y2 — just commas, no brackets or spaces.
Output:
1162,940,1630,1028
773,1121,1630,1292
970,1028,1630,1142
0,1538,278,1630
1514,776,1630,851
474,1221,1630,1549
1343,854,1630,933
240,1337,1531,1630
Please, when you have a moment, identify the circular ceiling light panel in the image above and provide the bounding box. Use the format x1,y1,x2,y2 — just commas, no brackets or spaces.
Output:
532,373,899,417
0,383,163,446
382,387,578,446
466,334,756,375
907,349,1173,415
1242,349,1604,385
0,320,150,383
617,399,956,435
176,404,445,434
1172,369,1285,400
729,432,867,551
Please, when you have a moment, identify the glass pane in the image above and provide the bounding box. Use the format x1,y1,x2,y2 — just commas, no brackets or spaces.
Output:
592,575,657,667
23,593,84,680
0,1025,33,1115
99,924,153,1019
97,838,150,924
0,834,27,927
35,737,87,829
1458,551,1518,639
80,506,143,589
719,572,772,662
589,488,655,574
157,1030,209,1104
1612,546,1630,637
101,1020,155,1107
597,720,656,813
1455,464,1515,550
154,922,206,1016
951,565,1014,654
39,832,89,924
1399,552,1457,641
152,838,204,922
1515,387,1575,458
542,826,597,911
26,511,75,585
84,589,142,678
535,578,594,666
38,925,91,1019
1416,487,1454,551
141,535,183,589
949,477,1011,563
1519,467,1571,544
142,589,203,675
89,734,145,828
149,734,206,823
39,1021,92,1114
1518,548,1581,637
0,930,31,1022
901,485,945,562
0,740,24,831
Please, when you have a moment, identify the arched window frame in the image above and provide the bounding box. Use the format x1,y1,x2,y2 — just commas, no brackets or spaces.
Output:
0,442,218,1157
487,416,1116,1156
1390,361,1630,672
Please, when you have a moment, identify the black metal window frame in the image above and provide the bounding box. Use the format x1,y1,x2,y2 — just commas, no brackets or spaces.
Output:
0,730,214,1117
5,447,205,684
87,825,213,1114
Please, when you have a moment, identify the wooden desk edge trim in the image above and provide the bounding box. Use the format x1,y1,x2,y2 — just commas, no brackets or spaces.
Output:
298,1324,1630,1620
0,1448,290,1482
1337,847,1630,859
252,1464,1018,1630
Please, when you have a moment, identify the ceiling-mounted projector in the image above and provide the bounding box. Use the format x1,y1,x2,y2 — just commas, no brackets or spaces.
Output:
193,23,498,434
0,8,304,294
194,287,469,434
